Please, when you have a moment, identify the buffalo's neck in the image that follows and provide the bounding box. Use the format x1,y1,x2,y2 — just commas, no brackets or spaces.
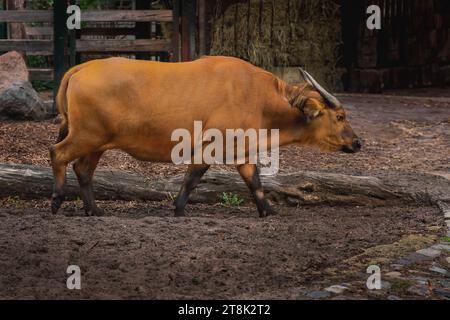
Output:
263,103,303,147
259,80,312,147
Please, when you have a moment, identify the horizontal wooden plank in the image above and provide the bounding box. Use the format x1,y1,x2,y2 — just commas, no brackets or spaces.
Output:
82,10,173,22
81,28,137,36
29,68,54,81
0,10,52,22
76,39,171,52
0,10,172,23
27,51,55,56
25,26,53,36
0,39,171,54
25,27,140,37
0,39,52,54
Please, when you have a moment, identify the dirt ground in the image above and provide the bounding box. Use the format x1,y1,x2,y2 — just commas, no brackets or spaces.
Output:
0,91,449,299
0,200,444,299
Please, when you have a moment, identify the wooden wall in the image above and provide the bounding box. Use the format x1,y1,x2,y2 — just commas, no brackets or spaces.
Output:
343,0,450,92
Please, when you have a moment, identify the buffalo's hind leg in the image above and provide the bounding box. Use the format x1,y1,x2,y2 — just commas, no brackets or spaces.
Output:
73,151,104,216
49,137,87,214
237,164,277,218
174,164,210,217
49,144,67,215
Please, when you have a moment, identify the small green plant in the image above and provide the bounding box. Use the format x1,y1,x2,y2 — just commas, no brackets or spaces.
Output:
8,195,23,208
27,55,47,68
389,279,411,296
31,80,53,92
167,192,177,202
220,192,244,206
441,236,450,243
191,277,200,285
27,56,54,92
79,0,110,9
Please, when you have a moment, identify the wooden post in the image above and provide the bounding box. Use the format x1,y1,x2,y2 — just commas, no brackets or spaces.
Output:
68,0,76,67
0,0,6,43
341,0,368,91
270,0,274,48
287,0,292,42
198,0,206,57
135,0,151,60
171,0,180,61
233,2,238,53
53,0,68,112
6,0,26,41
246,0,251,46
181,0,196,61
258,0,263,39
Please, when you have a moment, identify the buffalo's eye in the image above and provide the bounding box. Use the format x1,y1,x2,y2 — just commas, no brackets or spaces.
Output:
337,114,345,122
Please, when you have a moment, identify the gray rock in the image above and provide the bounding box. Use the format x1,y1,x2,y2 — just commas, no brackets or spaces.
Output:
396,252,433,265
439,279,450,288
381,280,391,290
407,285,429,297
331,295,357,300
390,264,404,270
387,295,402,300
446,257,450,267
324,285,349,294
306,290,331,299
385,271,402,278
0,82,49,120
413,276,429,286
431,243,450,251
416,247,441,258
429,265,448,275
433,288,450,299
0,51,50,120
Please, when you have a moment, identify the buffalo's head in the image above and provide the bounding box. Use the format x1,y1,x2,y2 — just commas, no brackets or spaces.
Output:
288,69,362,153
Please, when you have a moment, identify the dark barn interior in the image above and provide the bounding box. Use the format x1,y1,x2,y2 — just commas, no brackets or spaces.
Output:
342,0,450,92
200,0,450,92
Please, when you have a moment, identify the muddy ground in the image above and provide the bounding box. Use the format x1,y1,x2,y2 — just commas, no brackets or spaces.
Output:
0,92,449,299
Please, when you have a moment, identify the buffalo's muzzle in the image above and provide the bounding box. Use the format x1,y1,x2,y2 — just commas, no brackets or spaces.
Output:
342,138,362,153
353,138,362,151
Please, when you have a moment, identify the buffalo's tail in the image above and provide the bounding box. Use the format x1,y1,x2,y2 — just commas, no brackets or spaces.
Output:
54,61,95,143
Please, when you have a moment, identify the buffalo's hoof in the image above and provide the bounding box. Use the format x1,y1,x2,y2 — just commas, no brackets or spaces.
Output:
266,207,278,216
174,208,186,217
259,207,278,218
51,193,65,215
86,207,105,217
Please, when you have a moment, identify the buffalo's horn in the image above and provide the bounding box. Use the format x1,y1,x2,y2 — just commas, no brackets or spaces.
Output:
298,68,340,108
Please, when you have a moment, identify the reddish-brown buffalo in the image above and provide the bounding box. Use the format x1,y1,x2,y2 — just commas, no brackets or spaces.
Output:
50,56,361,217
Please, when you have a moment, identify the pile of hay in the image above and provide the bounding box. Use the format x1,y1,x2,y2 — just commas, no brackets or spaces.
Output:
210,0,344,90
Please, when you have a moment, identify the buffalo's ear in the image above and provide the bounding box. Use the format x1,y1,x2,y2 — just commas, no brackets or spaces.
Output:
302,99,323,122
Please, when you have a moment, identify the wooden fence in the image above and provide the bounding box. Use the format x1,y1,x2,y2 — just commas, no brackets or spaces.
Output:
0,5,174,82
0,0,199,105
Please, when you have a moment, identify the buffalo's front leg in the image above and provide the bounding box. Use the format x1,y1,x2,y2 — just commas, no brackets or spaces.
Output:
73,151,104,216
237,164,276,218
174,164,210,217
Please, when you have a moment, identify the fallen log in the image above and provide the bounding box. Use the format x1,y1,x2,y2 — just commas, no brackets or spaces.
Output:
0,163,448,206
